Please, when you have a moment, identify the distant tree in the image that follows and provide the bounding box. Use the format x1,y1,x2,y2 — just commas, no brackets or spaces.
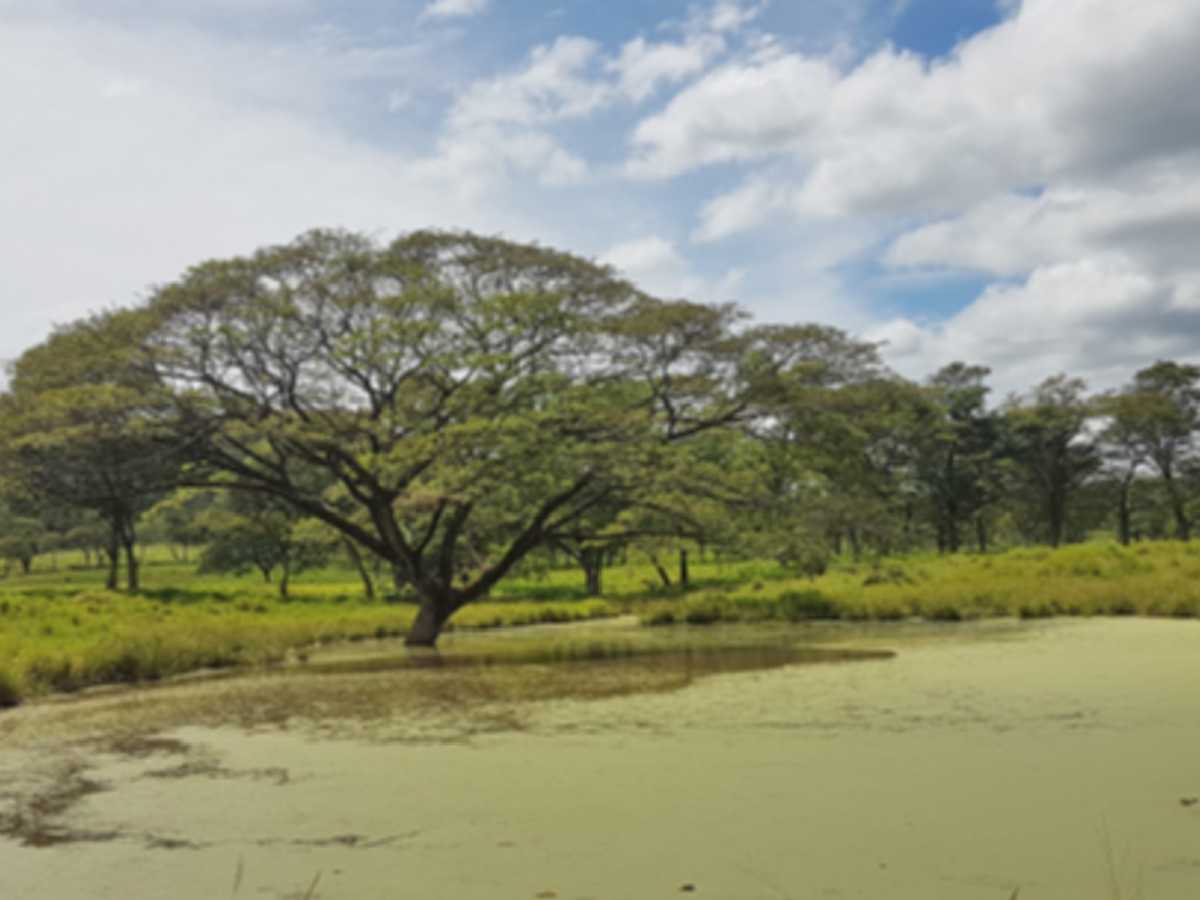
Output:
1004,375,1102,547
0,310,181,590
743,326,904,560
143,490,216,562
1096,391,1150,545
915,363,1005,553
197,492,333,598
0,501,47,576
1123,361,1200,540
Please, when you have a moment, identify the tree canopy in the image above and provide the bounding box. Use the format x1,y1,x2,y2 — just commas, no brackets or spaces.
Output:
134,229,824,643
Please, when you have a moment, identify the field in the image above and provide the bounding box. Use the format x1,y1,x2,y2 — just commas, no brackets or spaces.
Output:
3,539,1200,706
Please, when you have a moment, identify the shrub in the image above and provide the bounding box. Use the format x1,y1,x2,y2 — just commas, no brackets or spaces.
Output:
681,598,726,625
642,606,676,626
0,667,22,708
776,589,839,620
1018,600,1057,619
862,565,913,587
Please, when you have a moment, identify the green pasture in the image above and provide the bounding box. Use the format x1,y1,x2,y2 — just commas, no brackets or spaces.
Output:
3,540,1200,707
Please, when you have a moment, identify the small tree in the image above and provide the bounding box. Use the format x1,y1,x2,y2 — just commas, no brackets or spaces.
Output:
198,492,333,598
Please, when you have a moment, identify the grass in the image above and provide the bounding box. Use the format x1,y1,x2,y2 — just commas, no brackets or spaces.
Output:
2,539,1200,707
636,540,1200,627
0,548,621,704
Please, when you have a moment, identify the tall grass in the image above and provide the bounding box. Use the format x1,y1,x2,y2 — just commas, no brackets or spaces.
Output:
3,540,1200,707
0,579,617,704
636,541,1200,626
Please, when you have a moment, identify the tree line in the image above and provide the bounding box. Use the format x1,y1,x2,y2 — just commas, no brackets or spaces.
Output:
0,229,1196,644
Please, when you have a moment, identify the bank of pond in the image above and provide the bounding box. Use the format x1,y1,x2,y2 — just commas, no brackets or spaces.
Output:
3,539,1200,706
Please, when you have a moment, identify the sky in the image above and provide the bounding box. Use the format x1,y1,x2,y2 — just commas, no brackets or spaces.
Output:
3,0,1200,396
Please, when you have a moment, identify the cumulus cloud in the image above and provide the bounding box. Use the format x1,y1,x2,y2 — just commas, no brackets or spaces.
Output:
629,0,1200,222
608,33,725,102
450,36,611,129
0,12,578,363
615,0,1200,389
441,2,767,187
871,260,1200,393
601,235,745,303
627,48,838,178
887,174,1200,279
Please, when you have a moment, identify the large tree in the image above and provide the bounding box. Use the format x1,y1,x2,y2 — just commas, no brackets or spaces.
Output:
139,229,798,644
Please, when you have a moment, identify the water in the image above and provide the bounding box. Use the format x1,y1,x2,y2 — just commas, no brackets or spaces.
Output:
2,618,1199,899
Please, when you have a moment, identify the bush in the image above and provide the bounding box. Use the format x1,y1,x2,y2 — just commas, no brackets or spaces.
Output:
682,598,726,625
863,565,913,587
1018,600,1058,619
642,606,676,626
776,589,839,620
0,666,22,708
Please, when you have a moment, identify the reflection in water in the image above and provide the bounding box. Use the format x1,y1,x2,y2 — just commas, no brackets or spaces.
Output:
2,618,1200,899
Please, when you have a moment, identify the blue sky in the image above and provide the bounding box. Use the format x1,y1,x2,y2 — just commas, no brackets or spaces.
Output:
3,0,1200,394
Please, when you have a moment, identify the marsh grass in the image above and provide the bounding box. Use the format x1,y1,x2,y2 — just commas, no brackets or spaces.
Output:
637,541,1200,627
0,583,617,704
3,540,1200,706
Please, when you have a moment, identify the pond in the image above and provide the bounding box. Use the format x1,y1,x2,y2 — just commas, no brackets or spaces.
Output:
1,617,1198,899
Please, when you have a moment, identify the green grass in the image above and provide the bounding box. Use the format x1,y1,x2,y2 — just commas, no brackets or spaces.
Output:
3,540,1200,707
637,541,1200,626
0,548,624,704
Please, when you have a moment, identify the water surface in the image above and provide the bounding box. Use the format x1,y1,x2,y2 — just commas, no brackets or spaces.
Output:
2,618,1199,899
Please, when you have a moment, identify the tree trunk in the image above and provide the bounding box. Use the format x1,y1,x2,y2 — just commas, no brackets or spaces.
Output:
648,553,672,588
344,539,375,600
1047,489,1065,548
1165,475,1191,541
392,562,411,596
279,559,291,599
975,514,989,554
19,556,32,576
405,593,459,647
581,547,603,597
124,538,139,592
946,515,961,554
106,521,120,590
1116,472,1134,546
847,527,862,560
678,548,689,589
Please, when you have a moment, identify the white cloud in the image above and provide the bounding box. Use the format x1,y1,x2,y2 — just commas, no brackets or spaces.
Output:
887,174,1200,279
422,0,489,20
629,0,1200,223
450,36,611,129
871,259,1200,393
0,15,575,362
694,176,788,241
601,235,744,303
608,33,725,102
706,0,768,34
627,49,839,178
426,125,589,189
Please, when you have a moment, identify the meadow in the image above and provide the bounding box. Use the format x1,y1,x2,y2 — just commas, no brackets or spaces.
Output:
3,539,1200,707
